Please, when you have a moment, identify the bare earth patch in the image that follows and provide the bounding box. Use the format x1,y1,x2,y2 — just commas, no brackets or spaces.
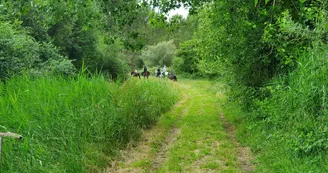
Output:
106,127,160,173
219,112,254,172
190,140,225,173
105,80,254,173
151,127,181,171
106,93,188,173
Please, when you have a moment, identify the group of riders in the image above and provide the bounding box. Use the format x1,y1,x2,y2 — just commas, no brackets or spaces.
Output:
131,65,177,81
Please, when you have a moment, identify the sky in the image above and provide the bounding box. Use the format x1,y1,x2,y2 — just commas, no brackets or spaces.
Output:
167,4,189,19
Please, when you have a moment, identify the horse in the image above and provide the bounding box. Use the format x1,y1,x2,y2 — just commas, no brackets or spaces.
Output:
161,71,168,78
142,71,150,79
168,71,177,81
131,71,141,79
168,74,177,81
156,70,161,78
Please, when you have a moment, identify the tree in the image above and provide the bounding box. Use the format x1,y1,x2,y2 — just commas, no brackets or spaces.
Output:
0,21,75,79
141,40,176,67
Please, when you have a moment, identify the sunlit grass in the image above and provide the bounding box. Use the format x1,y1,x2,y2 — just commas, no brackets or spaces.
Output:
0,74,178,172
156,79,240,173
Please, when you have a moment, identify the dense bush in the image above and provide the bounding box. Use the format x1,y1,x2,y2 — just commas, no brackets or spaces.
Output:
141,40,176,67
0,75,179,172
169,0,328,171
0,21,75,80
254,45,328,155
173,40,198,74
0,0,152,79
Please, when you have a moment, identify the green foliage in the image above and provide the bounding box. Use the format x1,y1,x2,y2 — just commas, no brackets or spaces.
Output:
169,0,328,171
0,0,155,79
253,44,328,155
217,1,328,171
0,21,75,79
0,21,39,79
0,0,198,79
0,74,179,172
173,40,198,74
166,14,196,47
141,40,176,67
36,42,76,76
149,0,207,14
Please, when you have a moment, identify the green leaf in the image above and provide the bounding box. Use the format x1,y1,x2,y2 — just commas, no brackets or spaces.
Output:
82,25,88,31
254,0,259,7
265,0,270,4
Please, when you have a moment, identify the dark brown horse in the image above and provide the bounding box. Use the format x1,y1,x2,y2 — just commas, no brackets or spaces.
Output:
168,71,177,81
131,71,141,79
142,71,150,79
168,75,177,81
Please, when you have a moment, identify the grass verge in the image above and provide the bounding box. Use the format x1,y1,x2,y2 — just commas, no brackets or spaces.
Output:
222,99,328,173
0,75,178,173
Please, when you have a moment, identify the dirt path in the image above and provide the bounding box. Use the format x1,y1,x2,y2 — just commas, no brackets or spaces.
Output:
106,79,253,173
219,112,254,172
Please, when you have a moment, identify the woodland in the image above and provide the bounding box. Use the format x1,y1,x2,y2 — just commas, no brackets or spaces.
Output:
1,0,328,172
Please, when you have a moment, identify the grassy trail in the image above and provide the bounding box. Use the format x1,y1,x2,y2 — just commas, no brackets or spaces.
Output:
106,79,253,173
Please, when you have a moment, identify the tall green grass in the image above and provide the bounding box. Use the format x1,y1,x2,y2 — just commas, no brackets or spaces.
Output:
0,75,178,172
223,45,328,172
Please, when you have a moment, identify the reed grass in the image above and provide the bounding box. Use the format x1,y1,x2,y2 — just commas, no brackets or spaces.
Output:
223,45,328,172
0,74,178,172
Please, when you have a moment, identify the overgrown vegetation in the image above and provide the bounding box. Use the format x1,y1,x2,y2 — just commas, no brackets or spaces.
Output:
141,40,176,67
3,0,328,171
162,0,328,171
0,74,178,172
0,21,75,79
0,0,195,79
0,1,191,172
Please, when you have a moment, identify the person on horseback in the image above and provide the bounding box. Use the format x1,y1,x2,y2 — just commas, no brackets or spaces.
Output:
131,69,140,79
156,67,161,77
162,65,167,77
142,65,150,79
143,65,147,73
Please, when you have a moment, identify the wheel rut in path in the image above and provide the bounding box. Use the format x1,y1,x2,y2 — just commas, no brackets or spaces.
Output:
150,94,189,172
106,91,189,173
106,80,254,173
219,112,254,173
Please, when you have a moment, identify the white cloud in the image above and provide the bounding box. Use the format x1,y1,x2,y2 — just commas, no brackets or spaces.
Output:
167,4,189,19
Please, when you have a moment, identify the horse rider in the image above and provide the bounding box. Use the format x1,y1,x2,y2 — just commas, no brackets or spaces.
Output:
142,65,150,79
143,65,148,73
132,69,140,78
133,69,138,74
162,65,167,77
156,67,161,77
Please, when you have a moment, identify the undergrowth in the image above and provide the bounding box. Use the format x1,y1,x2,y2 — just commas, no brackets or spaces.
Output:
0,74,178,172
222,45,328,172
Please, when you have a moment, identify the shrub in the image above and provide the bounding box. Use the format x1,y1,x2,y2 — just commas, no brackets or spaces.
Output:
141,40,176,67
0,21,75,80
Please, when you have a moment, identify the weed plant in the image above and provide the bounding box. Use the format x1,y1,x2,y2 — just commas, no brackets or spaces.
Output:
0,74,178,172
223,44,328,172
